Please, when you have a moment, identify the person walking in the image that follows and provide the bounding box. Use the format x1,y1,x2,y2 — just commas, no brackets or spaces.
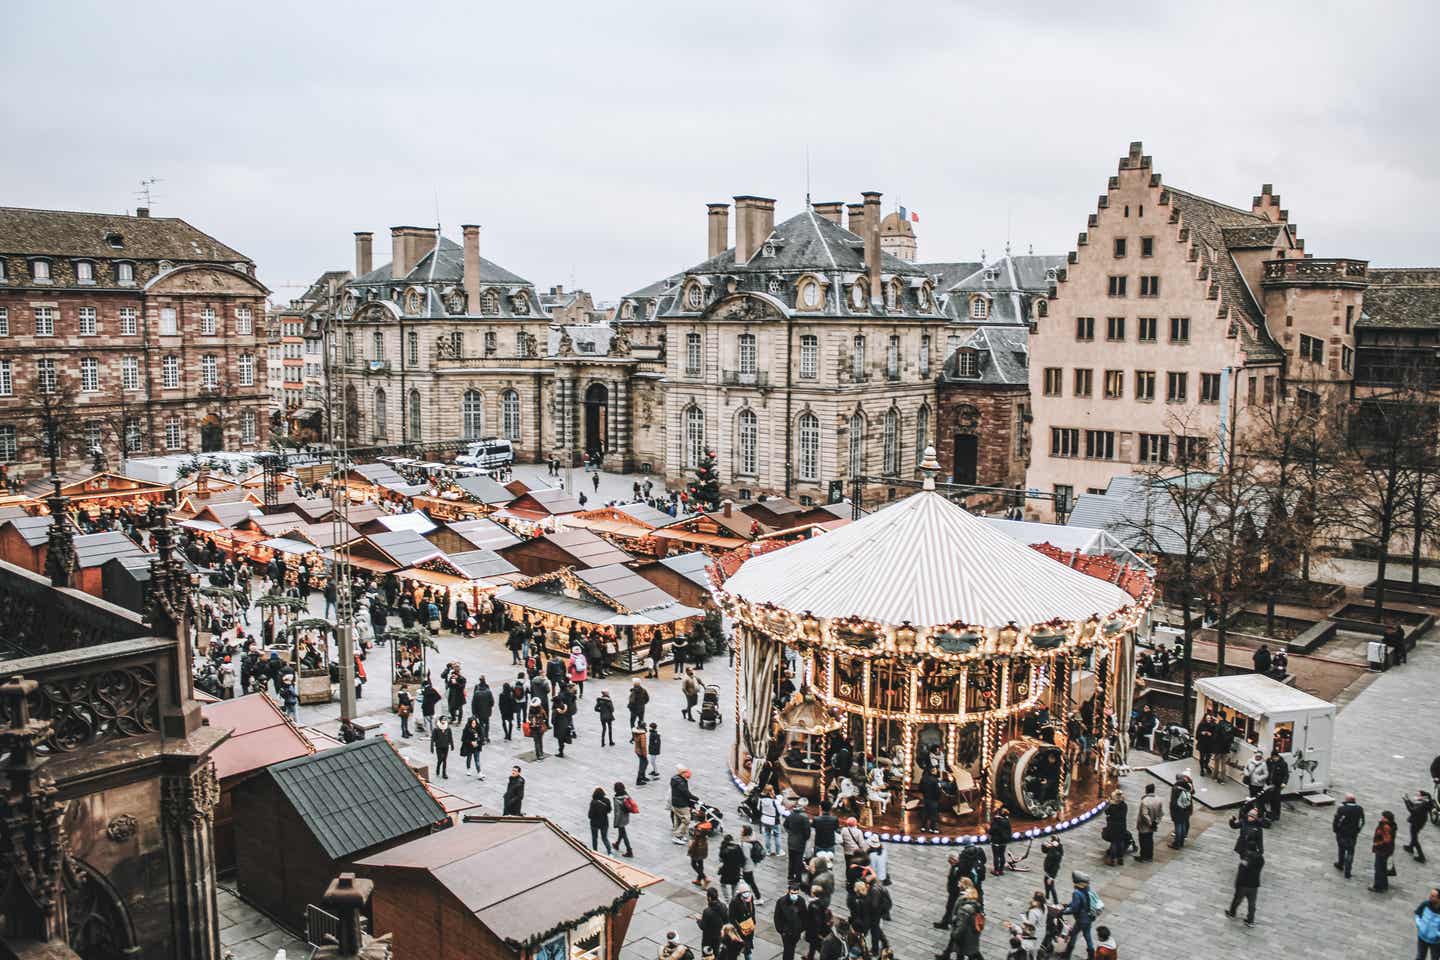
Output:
1042,836,1065,904
785,802,812,886
648,722,663,778
718,834,746,902
1372,809,1398,892
552,699,573,758
759,785,784,855
671,766,698,844
568,645,589,697
1136,783,1165,862
628,679,649,729
429,715,454,779
396,689,414,739
697,887,728,959
939,878,983,960
861,877,892,958
739,825,765,904
420,678,440,734
447,668,468,724
632,723,650,786
647,633,665,679
1243,750,1269,804
1103,790,1128,866
1415,888,1440,960
613,781,636,857
805,890,832,960
497,680,516,741
1405,790,1434,863
588,787,614,854
773,883,808,960
989,807,1013,876
1265,748,1289,823
1225,847,1264,926
460,716,484,778
811,800,839,860
1056,872,1096,959
528,697,550,761
1333,793,1366,879
595,689,617,746
687,822,712,888
681,668,701,721
503,765,525,814
472,676,494,744
1168,770,1194,849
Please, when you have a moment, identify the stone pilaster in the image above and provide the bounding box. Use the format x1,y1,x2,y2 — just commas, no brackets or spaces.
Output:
160,762,222,960
611,377,633,473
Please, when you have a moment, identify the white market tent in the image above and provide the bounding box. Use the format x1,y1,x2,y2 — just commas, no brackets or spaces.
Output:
1194,673,1335,793
723,491,1134,629
979,517,1155,575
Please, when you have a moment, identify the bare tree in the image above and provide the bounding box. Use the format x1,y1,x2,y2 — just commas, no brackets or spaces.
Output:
20,378,81,480
1193,462,1265,678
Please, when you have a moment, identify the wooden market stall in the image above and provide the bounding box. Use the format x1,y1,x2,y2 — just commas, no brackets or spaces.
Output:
497,564,703,672
633,551,716,610
498,528,633,578
35,471,172,514
495,487,585,524
72,530,149,598
0,514,63,572
648,505,754,556
715,459,1154,841
563,501,679,557
256,534,328,589
427,517,522,555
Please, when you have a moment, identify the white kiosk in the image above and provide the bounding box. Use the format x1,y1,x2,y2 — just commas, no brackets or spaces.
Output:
1194,674,1335,794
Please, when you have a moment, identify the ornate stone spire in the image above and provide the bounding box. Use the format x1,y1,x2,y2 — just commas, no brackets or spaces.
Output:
919,445,941,491
0,676,70,944
43,479,75,589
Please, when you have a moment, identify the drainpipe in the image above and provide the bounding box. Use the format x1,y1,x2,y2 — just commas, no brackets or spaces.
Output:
783,311,795,497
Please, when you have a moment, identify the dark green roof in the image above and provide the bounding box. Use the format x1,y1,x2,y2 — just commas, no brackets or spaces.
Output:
267,739,446,859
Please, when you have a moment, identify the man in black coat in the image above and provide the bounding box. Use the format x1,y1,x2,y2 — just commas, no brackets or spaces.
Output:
696,887,727,959
1333,793,1366,879
627,679,649,729
1225,850,1264,925
503,766,525,814
920,769,942,833
1265,749,1290,823
1252,643,1272,676
784,803,812,886
933,853,966,928
471,677,495,744
447,670,467,723
773,883,808,960
497,682,517,740
430,716,454,779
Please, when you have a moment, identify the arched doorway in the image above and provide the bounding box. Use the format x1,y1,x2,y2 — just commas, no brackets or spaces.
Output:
952,404,980,484
584,382,608,459
200,414,223,452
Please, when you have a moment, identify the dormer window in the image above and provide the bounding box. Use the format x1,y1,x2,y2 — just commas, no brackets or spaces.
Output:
918,284,933,311
1035,299,1048,319
885,280,899,310
106,232,124,249
761,242,776,258
956,349,980,379
621,301,634,320
983,269,998,283
116,261,135,285
232,262,249,275
970,296,989,320
480,289,500,315
799,279,822,310
1045,267,1058,281
767,278,783,296
157,260,173,274
30,259,52,283
685,283,703,310
849,280,867,310
511,292,531,315
75,260,95,284
405,289,422,314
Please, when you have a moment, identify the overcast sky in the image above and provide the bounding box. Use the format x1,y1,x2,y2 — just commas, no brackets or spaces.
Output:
3,1,1434,304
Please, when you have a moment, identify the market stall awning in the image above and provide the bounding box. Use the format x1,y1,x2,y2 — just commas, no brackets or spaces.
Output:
499,589,625,625
260,537,320,556
179,518,225,533
651,527,746,550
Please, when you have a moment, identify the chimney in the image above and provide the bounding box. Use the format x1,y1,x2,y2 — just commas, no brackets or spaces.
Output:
847,202,865,238
722,499,732,518
354,232,373,277
462,224,481,314
135,207,150,219
813,202,844,225
321,873,373,957
707,203,730,259
862,191,882,301
391,227,412,277
733,196,776,264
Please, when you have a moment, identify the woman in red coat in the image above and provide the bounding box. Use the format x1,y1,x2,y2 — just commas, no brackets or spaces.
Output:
1372,810,1398,892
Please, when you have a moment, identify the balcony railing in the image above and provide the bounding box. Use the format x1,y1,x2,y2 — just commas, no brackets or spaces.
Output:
1262,258,1369,287
722,369,768,387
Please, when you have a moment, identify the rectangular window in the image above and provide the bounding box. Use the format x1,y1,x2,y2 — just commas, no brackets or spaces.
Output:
372,331,384,360
1169,316,1190,343
1054,484,1074,516
1342,345,1353,373
851,335,866,381
162,355,180,388
1075,316,1095,341
1299,334,1324,363
1248,375,1257,405
1139,433,1170,464
0,360,10,396
1084,429,1115,460
685,332,701,376
409,331,420,365
344,332,355,362
1107,276,1127,297
1138,316,1157,342
1050,427,1080,458
31,260,51,282
956,351,979,378
235,306,253,335
1176,435,1208,467
0,307,7,336
1345,304,1354,334
201,355,218,388
80,357,99,392
238,354,255,386
119,307,137,335
1043,367,1063,396
1113,237,1127,258
76,261,94,284
1140,237,1154,257
37,358,57,393
886,335,900,380
1296,388,1321,414
79,306,97,335
1135,370,1155,401
738,333,757,376
1263,375,1276,405
799,335,818,379
1106,316,1125,341
0,426,15,462
1073,368,1093,397
1200,372,1221,403
1139,275,1160,297
124,420,142,453
1167,371,1188,402
121,357,139,391
241,411,257,444
1104,369,1124,399
34,306,55,336
200,307,217,335
919,334,931,377
159,307,178,336
117,262,134,285
165,418,183,451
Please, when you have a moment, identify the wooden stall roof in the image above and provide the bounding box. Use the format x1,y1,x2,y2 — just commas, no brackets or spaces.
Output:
357,817,636,949
503,566,702,626
452,475,515,506
500,487,584,519
24,470,171,503
72,531,148,569
656,551,716,591
289,497,336,522
502,528,633,569
3,514,60,548
447,549,520,581
437,518,521,552
575,563,680,612
250,512,308,536
194,502,260,529
366,530,445,568
371,511,438,535
201,693,315,782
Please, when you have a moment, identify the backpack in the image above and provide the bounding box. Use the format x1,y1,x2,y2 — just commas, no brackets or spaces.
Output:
624,795,640,815
973,910,986,934
1175,787,1192,811
750,840,766,863
1088,889,1105,917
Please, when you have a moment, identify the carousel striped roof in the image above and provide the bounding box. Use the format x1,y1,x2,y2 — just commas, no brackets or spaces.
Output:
722,491,1134,629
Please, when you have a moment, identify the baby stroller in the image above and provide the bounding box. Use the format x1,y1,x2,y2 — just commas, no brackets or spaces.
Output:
692,801,724,833
698,684,722,729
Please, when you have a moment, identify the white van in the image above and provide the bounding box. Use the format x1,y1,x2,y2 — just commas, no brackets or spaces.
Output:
456,438,514,470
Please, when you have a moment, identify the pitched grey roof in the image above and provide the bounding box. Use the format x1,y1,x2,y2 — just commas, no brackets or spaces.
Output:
351,236,530,288
942,326,1029,385
72,531,148,569
4,515,60,548
0,206,249,263
611,501,682,527
939,253,1065,325
367,530,444,567
452,476,515,506
1358,268,1440,330
447,549,519,580
657,550,715,591
1066,472,1265,558
442,518,522,551
574,563,678,612
266,739,446,860
915,261,985,294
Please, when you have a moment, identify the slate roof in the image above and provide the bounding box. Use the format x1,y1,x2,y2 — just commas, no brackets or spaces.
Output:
452,476,515,506
442,518,522,552
575,563,680,612
939,253,1064,325
546,324,614,357
367,530,444,568
611,501,683,528
446,549,519,580
351,236,530,288
0,206,249,263
657,550,716,591
529,529,632,567
915,261,985,293
1358,268,1440,330
942,325,1029,386
72,531,148,569
1065,472,1266,558
265,738,446,860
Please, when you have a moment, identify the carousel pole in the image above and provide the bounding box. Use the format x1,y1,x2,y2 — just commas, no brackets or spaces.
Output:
861,661,874,763
733,624,744,772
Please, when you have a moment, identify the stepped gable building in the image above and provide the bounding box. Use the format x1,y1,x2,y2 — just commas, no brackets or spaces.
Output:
1027,141,1367,520
0,207,269,482
635,192,946,503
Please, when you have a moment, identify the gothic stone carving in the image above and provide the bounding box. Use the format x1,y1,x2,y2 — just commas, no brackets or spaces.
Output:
0,666,161,754
711,296,778,324
105,815,138,843
161,763,220,827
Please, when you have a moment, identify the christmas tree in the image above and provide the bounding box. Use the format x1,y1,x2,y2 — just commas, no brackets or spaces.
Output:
688,447,721,511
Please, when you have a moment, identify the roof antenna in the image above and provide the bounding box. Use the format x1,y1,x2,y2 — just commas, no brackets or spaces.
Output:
434,188,442,234
136,177,163,211
804,145,811,206
1005,203,1012,258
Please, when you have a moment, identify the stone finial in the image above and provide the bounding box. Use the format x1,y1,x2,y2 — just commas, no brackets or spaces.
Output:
919,446,941,491
43,481,75,589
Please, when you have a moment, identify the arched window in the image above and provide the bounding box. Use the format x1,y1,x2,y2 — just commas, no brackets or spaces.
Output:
501,388,521,441
849,413,865,478
684,405,705,469
462,389,484,440
480,289,500,315
915,404,931,464
738,409,757,475
883,408,900,476
407,388,422,440
372,330,384,359
373,388,387,439
344,384,360,440
885,279,899,310
797,412,819,482
970,296,988,320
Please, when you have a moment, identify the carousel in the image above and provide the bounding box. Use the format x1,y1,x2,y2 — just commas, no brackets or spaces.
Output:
716,451,1153,842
